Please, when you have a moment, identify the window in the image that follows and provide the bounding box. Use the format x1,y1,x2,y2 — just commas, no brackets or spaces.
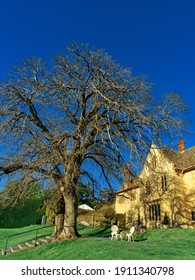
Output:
151,156,157,169
146,180,151,195
192,211,195,221
118,195,124,204
161,175,167,192
149,204,161,221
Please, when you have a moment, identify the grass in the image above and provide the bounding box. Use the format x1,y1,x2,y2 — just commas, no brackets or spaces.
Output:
0,224,54,251
0,225,195,260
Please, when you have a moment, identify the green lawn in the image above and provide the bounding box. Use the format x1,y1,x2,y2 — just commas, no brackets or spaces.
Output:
0,224,54,255
0,225,195,260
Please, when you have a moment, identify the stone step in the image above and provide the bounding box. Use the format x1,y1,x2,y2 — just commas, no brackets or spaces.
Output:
18,243,29,250
39,238,48,243
25,241,36,248
46,236,56,242
10,246,20,253
2,235,56,256
2,248,12,255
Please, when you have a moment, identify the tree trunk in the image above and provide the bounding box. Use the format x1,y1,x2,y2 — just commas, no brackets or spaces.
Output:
58,192,80,239
56,160,81,239
55,213,64,235
53,193,65,237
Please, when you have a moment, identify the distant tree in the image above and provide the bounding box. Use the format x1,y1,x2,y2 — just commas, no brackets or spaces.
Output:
0,180,43,208
99,188,115,205
0,43,188,238
100,204,116,223
77,182,94,206
0,180,44,228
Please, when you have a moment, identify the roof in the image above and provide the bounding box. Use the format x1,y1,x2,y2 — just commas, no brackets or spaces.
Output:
116,143,195,194
162,146,195,172
115,179,140,195
78,204,94,211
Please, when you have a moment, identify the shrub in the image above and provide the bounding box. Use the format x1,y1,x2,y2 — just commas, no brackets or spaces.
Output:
162,212,170,225
99,205,116,220
0,198,43,228
99,219,111,227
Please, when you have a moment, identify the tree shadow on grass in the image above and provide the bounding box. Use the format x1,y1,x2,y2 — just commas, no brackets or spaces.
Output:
134,230,151,242
83,227,110,238
78,226,151,241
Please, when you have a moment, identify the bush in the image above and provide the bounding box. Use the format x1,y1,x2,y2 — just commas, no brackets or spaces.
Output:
99,219,111,227
0,198,43,228
99,205,116,220
162,212,170,225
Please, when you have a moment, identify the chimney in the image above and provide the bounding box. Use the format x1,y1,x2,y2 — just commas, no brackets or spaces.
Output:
124,163,130,182
178,140,185,151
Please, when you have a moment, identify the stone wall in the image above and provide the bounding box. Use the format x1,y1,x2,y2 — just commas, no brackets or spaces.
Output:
77,210,105,226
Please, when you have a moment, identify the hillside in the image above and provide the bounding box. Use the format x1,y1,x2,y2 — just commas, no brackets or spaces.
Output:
0,226,195,260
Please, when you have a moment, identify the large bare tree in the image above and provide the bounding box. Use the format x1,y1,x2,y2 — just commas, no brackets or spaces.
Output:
0,43,188,238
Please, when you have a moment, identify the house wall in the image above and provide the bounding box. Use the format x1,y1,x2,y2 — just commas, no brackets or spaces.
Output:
183,170,195,192
115,195,130,214
115,144,195,228
115,188,140,214
183,170,195,225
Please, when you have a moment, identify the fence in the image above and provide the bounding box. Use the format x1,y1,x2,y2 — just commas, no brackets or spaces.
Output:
3,224,55,255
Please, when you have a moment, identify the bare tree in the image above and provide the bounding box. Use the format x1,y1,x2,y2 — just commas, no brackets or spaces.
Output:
0,43,188,238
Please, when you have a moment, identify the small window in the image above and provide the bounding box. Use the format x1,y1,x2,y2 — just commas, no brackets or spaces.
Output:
149,204,161,221
192,211,195,221
146,180,151,195
162,175,167,192
118,195,124,204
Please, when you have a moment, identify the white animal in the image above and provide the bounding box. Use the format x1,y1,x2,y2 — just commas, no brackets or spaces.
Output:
126,226,135,242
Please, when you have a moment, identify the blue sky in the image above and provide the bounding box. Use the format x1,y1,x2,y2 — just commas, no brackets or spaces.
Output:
0,0,195,149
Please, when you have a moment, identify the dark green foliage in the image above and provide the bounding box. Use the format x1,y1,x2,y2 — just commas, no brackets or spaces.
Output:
162,212,170,225
0,181,43,207
77,182,95,207
0,199,43,228
98,205,116,226
99,219,112,227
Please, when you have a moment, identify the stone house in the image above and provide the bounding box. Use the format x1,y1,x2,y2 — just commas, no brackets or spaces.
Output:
115,140,195,228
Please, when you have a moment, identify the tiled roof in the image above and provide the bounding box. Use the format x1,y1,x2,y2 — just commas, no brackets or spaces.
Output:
175,146,195,170
162,146,195,171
